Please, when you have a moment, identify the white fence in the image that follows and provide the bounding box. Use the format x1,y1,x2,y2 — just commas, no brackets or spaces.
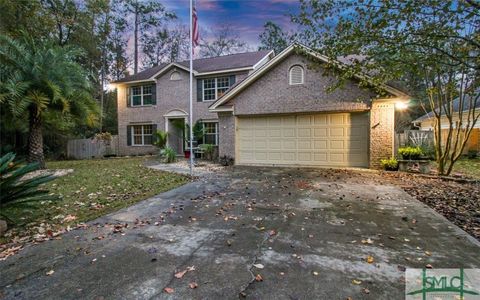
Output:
67,135,118,159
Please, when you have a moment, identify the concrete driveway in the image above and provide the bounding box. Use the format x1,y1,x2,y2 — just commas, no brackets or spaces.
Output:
1,167,479,299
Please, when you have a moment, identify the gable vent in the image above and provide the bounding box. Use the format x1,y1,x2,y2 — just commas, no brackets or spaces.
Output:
170,71,181,81
289,65,304,85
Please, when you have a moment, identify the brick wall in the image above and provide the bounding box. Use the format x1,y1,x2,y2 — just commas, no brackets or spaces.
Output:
369,100,395,168
218,112,235,158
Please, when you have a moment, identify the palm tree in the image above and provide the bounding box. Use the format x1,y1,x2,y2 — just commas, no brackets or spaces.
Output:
0,33,99,168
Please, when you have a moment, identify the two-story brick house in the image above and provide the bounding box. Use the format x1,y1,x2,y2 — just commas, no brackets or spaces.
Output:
113,44,410,168
113,50,273,156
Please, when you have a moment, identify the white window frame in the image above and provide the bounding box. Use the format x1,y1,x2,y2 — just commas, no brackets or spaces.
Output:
202,76,230,102
202,121,219,145
131,124,153,146
130,85,153,106
289,65,304,85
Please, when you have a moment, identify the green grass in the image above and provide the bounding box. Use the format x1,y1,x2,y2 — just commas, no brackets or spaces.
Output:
1,157,188,244
452,157,480,179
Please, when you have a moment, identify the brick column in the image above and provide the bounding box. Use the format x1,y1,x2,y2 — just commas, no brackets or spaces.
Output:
369,100,395,169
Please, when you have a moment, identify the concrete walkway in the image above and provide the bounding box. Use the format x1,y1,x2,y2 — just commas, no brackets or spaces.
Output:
1,167,479,299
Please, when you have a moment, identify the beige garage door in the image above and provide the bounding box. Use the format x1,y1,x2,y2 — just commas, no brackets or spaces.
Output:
236,113,369,167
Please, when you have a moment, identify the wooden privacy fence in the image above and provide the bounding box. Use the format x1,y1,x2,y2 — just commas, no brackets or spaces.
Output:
395,130,434,155
67,135,118,159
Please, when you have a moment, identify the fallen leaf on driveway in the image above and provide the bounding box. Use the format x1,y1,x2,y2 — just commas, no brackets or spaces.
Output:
175,270,187,279
361,238,373,244
425,264,433,269
189,282,198,289
186,266,196,272
163,287,174,294
312,271,319,276
255,274,263,282
366,256,374,264
46,270,55,276
363,288,370,294
268,230,276,236
352,279,362,285
253,263,264,269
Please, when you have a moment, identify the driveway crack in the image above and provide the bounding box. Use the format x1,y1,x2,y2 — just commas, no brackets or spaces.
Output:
238,216,273,298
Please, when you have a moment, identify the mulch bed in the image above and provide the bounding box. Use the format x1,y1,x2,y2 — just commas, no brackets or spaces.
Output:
380,172,480,241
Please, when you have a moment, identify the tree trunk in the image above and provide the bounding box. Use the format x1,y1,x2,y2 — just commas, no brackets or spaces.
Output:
27,107,45,169
134,8,138,74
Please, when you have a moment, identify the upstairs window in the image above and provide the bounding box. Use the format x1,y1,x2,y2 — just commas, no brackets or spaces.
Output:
129,84,154,106
289,65,304,85
200,76,235,102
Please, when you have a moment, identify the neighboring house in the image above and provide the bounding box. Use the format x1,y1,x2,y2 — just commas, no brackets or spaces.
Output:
112,44,410,168
413,93,480,153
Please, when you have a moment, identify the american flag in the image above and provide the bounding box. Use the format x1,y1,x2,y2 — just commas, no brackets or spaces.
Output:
192,0,199,50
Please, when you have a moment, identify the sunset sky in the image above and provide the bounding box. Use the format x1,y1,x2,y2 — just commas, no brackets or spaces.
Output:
163,0,300,47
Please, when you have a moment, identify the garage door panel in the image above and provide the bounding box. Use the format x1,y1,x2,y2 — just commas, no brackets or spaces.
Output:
298,140,312,150
330,127,345,137
298,128,312,137
314,128,328,137
237,113,368,167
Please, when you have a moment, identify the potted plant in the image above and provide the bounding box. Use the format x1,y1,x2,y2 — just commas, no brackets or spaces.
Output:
380,158,399,171
398,146,423,160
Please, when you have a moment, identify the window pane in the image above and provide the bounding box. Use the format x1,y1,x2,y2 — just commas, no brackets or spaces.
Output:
203,88,215,100
204,134,216,145
203,78,215,89
133,126,142,134
132,95,141,106
134,136,142,145
143,135,152,145
204,123,215,134
217,88,228,98
143,95,152,105
143,125,153,134
143,85,152,95
132,86,141,95
217,77,229,88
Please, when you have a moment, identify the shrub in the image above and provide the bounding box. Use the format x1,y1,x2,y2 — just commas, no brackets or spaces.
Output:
380,158,398,171
219,155,234,166
0,153,57,210
161,147,176,163
467,150,478,159
398,146,423,160
202,144,215,161
153,130,168,150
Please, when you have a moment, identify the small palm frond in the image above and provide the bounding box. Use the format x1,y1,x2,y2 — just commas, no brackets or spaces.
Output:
0,152,57,209
26,90,49,113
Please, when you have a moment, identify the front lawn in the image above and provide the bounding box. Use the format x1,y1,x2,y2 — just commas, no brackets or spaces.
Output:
1,157,188,247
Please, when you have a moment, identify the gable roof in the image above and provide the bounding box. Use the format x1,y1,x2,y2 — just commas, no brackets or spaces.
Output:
413,91,480,123
209,43,410,111
112,50,273,83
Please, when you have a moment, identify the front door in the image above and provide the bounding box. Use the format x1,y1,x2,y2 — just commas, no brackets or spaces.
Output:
168,118,185,155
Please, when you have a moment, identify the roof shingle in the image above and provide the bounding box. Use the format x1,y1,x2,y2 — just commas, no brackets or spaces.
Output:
113,50,271,83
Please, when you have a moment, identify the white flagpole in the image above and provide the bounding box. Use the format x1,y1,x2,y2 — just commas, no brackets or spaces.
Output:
189,0,194,177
